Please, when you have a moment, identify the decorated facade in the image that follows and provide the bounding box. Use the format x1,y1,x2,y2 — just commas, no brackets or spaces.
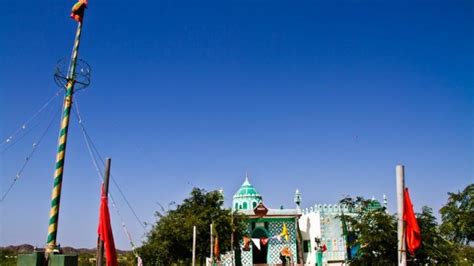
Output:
299,204,352,265
227,175,387,265
232,176,302,265
299,196,387,265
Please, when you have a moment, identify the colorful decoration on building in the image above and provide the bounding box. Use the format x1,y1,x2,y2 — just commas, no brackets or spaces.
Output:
233,174,301,265
280,223,289,241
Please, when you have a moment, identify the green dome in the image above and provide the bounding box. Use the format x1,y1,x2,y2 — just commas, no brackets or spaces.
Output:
368,199,382,210
232,175,263,211
236,179,259,196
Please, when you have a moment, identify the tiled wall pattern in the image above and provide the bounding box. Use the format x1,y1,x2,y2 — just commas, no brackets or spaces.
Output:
240,222,253,266
266,220,297,264
239,219,298,265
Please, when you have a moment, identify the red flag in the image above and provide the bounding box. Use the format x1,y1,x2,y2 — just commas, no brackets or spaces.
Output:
403,188,421,255
321,244,327,252
98,185,118,266
213,236,220,260
70,0,88,22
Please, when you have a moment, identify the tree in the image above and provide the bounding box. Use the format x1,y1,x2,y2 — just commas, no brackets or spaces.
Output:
439,184,474,264
339,196,397,265
411,206,456,264
138,188,245,265
439,183,474,245
0,249,16,266
77,252,94,265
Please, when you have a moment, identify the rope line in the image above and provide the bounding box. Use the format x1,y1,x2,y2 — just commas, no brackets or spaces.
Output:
72,102,142,256
2,116,49,154
74,101,147,231
0,106,62,203
1,88,62,149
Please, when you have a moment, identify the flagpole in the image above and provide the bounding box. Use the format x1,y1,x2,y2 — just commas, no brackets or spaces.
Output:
396,165,407,266
230,212,234,252
46,19,84,254
97,158,112,266
210,223,213,261
192,225,197,266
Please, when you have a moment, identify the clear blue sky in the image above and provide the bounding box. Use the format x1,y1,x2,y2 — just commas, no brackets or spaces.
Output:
1,0,472,249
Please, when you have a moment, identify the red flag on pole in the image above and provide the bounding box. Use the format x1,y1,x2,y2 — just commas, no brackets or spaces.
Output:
70,0,88,22
213,236,220,260
403,188,421,255
98,185,118,266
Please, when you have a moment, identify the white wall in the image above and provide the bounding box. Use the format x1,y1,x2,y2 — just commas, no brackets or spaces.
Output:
299,211,321,265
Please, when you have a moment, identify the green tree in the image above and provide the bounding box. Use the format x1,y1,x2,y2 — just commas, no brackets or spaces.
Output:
120,252,138,266
339,196,397,265
439,184,474,265
439,183,474,245
138,188,245,265
0,249,16,266
77,252,94,266
411,206,456,264
453,245,474,265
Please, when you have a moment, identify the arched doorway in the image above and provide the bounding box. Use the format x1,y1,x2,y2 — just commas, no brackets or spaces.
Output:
251,227,269,264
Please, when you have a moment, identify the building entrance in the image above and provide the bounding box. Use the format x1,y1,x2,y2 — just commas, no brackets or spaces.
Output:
251,227,268,264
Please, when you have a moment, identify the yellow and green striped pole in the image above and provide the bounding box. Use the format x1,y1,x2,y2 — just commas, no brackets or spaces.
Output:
46,20,84,254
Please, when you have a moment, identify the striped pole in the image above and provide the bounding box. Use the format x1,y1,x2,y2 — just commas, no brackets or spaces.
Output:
46,21,84,254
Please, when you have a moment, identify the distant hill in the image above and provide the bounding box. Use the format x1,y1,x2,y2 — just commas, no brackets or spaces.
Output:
0,244,130,255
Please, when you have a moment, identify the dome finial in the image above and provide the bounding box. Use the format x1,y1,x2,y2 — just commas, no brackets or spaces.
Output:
241,171,251,186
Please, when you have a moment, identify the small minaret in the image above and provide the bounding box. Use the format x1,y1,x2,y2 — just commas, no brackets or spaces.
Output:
383,194,388,208
218,188,224,205
294,189,302,210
